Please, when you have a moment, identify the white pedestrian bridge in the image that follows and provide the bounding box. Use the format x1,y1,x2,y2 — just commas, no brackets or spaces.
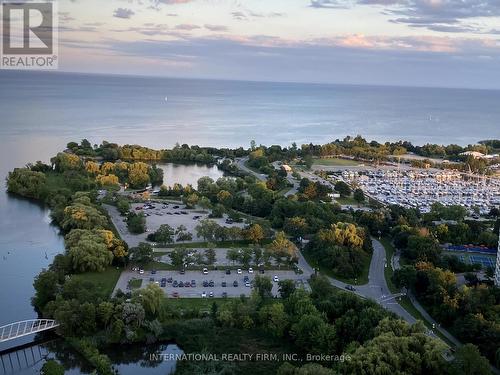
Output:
0,320,59,343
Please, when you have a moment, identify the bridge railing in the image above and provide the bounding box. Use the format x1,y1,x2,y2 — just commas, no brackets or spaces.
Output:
0,320,59,343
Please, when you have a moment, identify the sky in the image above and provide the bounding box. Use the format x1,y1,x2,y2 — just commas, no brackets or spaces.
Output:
52,0,500,88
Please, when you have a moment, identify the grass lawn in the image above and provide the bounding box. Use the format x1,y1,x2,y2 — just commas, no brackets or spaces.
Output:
302,250,370,285
165,297,231,311
314,158,360,167
72,267,122,298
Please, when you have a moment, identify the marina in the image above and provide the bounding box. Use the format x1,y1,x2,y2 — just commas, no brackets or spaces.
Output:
340,169,500,214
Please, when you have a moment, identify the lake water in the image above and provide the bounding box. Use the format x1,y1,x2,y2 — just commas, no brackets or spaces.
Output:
0,70,499,370
158,163,225,188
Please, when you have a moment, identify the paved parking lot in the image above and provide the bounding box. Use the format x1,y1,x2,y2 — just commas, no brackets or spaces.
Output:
114,269,309,298
105,202,247,247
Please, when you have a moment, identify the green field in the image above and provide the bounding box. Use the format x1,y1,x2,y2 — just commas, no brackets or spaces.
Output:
72,267,122,298
314,158,360,167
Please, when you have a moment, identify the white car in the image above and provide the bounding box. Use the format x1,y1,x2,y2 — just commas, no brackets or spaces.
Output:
248,268,254,274
245,282,251,287
273,275,279,282
203,268,208,275
237,269,242,274
201,291,207,298
139,269,144,274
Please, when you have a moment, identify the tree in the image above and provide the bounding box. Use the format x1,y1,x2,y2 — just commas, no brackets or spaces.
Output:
33,270,59,310
196,219,220,241
245,224,264,244
217,190,233,206
392,265,417,290
183,193,199,208
134,284,164,316
152,224,174,244
353,188,365,204
259,303,288,337
116,198,131,215
253,275,273,299
278,279,296,299
205,247,217,265
169,248,189,269
65,230,114,272
283,216,309,238
129,242,154,266
451,344,492,375
176,225,193,242
335,181,351,197
128,162,150,188
268,231,297,260
227,248,240,265
127,212,146,234
61,203,108,231
7,168,47,200
41,360,64,375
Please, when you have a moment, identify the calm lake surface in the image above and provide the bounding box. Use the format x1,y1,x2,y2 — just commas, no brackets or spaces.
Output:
158,163,225,188
0,70,499,370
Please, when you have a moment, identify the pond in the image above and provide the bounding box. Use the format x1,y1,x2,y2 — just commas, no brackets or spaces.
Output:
0,341,182,375
156,163,225,189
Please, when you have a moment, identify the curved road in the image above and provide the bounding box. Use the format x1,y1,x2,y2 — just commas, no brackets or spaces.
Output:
298,239,416,324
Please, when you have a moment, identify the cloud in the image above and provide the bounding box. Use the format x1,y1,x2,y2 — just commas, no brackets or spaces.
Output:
175,23,200,30
113,8,135,19
204,24,229,32
74,32,500,88
311,0,500,33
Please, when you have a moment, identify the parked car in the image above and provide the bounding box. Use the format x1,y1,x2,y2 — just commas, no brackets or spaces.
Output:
139,269,144,274
248,268,254,274
345,285,356,291
173,280,178,287
237,269,242,274
172,292,179,298
222,292,228,298
233,280,239,287
245,282,251,287
201,291,207,298
180,269,185,275
209,292,214,298
203,268,208,275
225,269,231,275
191,280,196,287
178,281,184,287
244,276,249,282
167,277,173,283
221,281,227,287
151,269,157,275
209,280,215,287
259,269,265,274
273,275,279,282
160,278,167,287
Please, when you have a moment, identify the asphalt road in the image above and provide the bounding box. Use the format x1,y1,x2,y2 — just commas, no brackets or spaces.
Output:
297,239,416,324
235,157,267,181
